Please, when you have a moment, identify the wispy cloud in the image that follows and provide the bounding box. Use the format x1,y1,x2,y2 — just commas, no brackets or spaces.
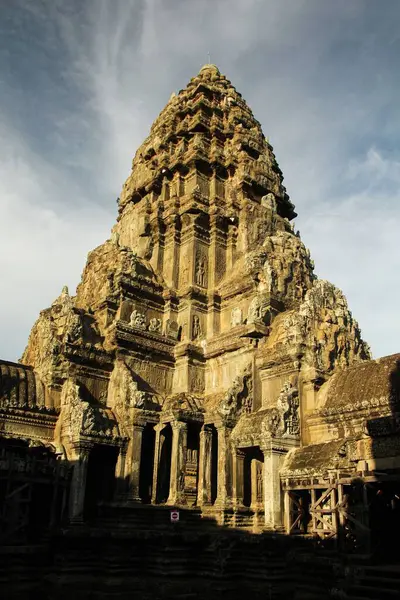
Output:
1,0,400,360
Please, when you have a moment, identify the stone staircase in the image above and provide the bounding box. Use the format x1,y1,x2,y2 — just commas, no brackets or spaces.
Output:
291,550,400,600
0,544,50,599
94,503,220,534
345,564,400,599
46,510,293,599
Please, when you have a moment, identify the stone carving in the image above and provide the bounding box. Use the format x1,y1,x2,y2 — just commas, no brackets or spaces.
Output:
261,193,277,212
261,409,282,439
218,365,253,418
256,463,263,503
67,312,83,344
277,381,300,436
165,319,180,339
247,295,270,326
231,307,243,327
108,360,147,418
192,315,202,340
58,379,116,442
130,309,147,330
261,382,299,439
131,253,139,278
195,257,207,287
148,318,162,333
180,258,189,286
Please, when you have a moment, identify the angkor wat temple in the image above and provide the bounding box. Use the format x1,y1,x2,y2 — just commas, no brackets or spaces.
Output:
1,65,400,599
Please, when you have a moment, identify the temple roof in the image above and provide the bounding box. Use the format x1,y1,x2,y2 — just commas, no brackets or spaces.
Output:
118,64,296,220
319,353,400,411
281,439,352,476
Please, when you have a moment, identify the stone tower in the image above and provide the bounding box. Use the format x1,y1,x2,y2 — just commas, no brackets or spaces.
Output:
4,65,386,536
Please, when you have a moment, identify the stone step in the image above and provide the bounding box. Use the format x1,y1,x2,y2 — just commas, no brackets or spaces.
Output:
348,584,400,599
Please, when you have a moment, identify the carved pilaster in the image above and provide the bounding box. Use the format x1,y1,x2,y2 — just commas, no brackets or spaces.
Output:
128,423,145,502
231,448,245,509
197,425,213,506
151,423,165,504
69,443,93,523
215,424,232,508
163,215,180,288
167,421,188,505
261,442,285,529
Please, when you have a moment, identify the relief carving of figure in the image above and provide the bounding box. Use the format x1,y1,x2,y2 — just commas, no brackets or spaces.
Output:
195,257,206,287
148,318,162,333
218,365,253,418
263,381,300,439
130,309,147,330
247,295,270,326
261,193,277,213
231,307,243,327
131,253,139,278
166,319,180,339
192,315,202,340
81,407,97,434
261,409,283,439
67,312,83,344
180,258,189,286
127,379,146,408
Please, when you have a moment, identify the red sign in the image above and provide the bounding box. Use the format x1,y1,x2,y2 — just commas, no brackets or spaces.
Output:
170,510,180,523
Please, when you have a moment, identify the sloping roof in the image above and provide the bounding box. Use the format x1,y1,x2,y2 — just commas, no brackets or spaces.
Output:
322,353,400,410
0,360,49,411
282,439,351,475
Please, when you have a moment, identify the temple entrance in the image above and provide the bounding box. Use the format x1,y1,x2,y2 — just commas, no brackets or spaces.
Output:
84,445,119,520
139,424,155,503
210,425,218,505
156,424,172,503
243,447,264,509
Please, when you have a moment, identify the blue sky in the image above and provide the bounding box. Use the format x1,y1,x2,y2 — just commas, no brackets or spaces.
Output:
0,0,399,361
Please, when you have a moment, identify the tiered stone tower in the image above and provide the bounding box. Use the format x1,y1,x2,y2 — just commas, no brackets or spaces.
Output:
4,66,398,545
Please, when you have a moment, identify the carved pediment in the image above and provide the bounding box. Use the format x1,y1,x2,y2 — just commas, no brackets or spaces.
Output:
58,379,119,444
218,365,253,419
261,381,300,440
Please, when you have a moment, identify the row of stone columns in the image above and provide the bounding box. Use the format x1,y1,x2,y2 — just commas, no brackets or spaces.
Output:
67,424,288,530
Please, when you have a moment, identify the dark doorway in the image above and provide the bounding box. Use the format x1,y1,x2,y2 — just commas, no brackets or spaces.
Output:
156,424,172,503
139,424,156,503
243,447,264,508
84,445,119,520
211,425,218,505
186,423,201,506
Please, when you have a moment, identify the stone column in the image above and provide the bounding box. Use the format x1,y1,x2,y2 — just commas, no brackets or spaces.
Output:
262,443,285,529
232,448,245,509
197,425,212,506
151,423,165,504
167,421,188,505
69,443,92,523
251,459,258,509
128,423,145,502
215,425,232,508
